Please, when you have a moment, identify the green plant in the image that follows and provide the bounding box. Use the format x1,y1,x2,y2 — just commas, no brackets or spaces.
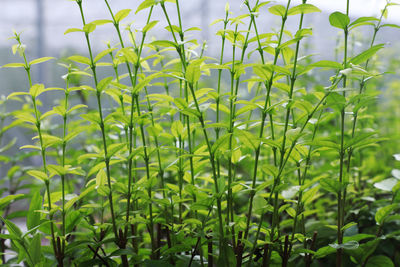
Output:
1,0,400,266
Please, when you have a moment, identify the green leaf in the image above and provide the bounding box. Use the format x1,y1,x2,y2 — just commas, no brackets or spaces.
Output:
375,204,398,225
311,60,343,69
288,4,321,16
253,194,270,212
171,120,184,138
269,5,287,17
185,62,201,84
27,191,42,230
349,17,379,29
83,23,96,33
211,133,231,154
27,170,49,183
30,83,46,98
329,12,350,30
136,0,156,14
20,145,41,151
151,40,177,48
320,178,341,194
237,129,260,150
315,245,336,258
91,19,113,26
342,221,357,231
133,73,163,94
326,92,346,112
29,57,55,65
15,112,36,125
29,233,42,265
64,28,84,34
380,23,400,29
365,255,394,267
0,216,23,239
118,47,138,63
97,77,113,92
68,55,91,65
94,48,116,63
350,44,384,65
143,20,159,32
2,62,26,68
114,9,132,23
7,92,30,99
48,164,67,176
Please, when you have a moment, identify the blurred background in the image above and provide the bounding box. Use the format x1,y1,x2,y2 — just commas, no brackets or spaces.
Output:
1,0,399,86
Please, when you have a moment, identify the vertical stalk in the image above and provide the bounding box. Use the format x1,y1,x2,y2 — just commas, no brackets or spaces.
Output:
74,2,120,264
103,0,156,256
15,33,60,266
269,1,307,261
160,2,229,264
337,1,350,266
215,6,229,180
244,0,292,241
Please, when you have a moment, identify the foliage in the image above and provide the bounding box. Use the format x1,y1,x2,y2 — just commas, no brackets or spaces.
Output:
0,0,400,266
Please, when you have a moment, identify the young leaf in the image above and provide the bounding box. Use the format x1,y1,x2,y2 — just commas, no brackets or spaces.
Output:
27,170,49,182
375,204,398,225
311,60,343,69
1,62,26,68
269,5,287,17
329,12,350,30
64,28,84,34
185,62,201,84
288,4,321,16
349,17,379,29
97,77,113,92
83,23,96,33
94,48,116,63
30,84,46,98
68,55,91,65
143,20,159,33
29,233,42,265
326,92,346,112
29,57,55,65
151,40,177,48
349,44,384,65
114,9,132,23
136,0,156,14
27,191,42,230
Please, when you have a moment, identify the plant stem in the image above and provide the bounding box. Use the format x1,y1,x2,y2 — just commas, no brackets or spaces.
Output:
75,1,120,263
17,33,60,265
269,1,307,262
215,10,229,180
160,2,228,264
104,1,156,257
244,0,292,242
337,1,350,266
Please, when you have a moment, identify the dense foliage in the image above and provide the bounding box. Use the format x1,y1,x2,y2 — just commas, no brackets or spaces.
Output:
0,0,400,266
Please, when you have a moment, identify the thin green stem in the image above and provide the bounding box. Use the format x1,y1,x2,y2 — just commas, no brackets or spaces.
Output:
244,0,292,241
17,33,59,265
104,1,156,257
76,0,119,251
336,3,350,266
